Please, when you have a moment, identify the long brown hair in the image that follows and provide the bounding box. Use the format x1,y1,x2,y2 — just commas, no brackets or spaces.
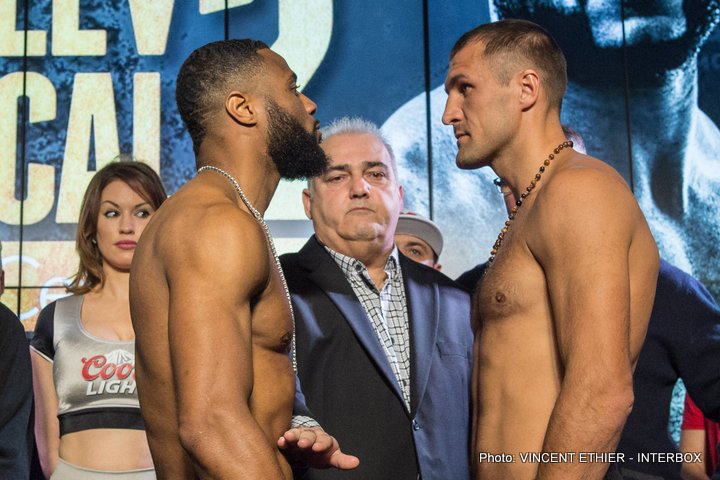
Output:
66,160,167,294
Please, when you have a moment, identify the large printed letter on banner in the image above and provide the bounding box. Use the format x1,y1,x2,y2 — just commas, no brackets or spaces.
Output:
0,72,56,225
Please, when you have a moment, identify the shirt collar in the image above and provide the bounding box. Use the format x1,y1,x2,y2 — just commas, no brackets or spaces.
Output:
324,244,400,280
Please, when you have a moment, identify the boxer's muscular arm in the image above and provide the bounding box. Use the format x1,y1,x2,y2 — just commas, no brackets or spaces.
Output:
530,165,656,480
165,206,287,479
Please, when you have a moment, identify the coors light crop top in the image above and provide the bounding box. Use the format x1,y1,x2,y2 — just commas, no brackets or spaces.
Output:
30,295,144,435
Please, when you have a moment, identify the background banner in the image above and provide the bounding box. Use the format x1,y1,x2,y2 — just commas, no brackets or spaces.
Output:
2,0,719,331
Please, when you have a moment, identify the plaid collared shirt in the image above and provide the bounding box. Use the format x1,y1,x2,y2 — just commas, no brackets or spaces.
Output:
325,246,411,411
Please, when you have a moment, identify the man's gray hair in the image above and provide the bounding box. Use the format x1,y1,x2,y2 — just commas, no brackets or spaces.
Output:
318,116,398,180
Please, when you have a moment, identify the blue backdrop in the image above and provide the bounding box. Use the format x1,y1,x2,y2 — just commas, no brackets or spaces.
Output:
1,0,718,334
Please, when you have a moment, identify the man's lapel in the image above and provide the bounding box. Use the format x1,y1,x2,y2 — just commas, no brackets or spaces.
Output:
401,256,440,415
297,237,405,402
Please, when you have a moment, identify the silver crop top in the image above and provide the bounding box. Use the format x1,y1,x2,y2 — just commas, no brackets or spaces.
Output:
30,295,144,435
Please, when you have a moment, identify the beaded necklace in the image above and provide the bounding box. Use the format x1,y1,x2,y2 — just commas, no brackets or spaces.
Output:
488,140,573,264
197,165,297,373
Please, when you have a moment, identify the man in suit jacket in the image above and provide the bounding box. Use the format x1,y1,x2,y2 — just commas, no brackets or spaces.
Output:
281,117,473,480
0,241,34,479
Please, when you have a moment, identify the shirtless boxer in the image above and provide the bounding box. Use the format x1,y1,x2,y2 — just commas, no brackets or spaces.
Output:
130,39,356,479
442,20,659,479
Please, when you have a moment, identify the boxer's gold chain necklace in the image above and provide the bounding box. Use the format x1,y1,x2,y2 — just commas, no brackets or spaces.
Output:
488,140,573,265
198,165,297,374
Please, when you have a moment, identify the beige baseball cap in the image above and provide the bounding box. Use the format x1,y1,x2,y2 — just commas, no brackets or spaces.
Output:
395,211,444,258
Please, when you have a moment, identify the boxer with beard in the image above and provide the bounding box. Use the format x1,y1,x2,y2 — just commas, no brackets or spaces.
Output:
129,39,358,479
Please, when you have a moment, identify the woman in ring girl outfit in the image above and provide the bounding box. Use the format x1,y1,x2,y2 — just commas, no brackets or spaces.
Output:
31,160,166,479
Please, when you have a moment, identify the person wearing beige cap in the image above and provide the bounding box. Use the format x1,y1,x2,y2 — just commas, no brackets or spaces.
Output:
394,211,443,271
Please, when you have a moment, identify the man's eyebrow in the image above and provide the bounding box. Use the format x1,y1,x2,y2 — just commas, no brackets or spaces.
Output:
325,164,351,173
402,240,429,249
444,73,463,93
363,161,388,170
323,162,388,174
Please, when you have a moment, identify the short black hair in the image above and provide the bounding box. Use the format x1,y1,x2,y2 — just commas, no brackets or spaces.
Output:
175,39,270,156
451,19,567,112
